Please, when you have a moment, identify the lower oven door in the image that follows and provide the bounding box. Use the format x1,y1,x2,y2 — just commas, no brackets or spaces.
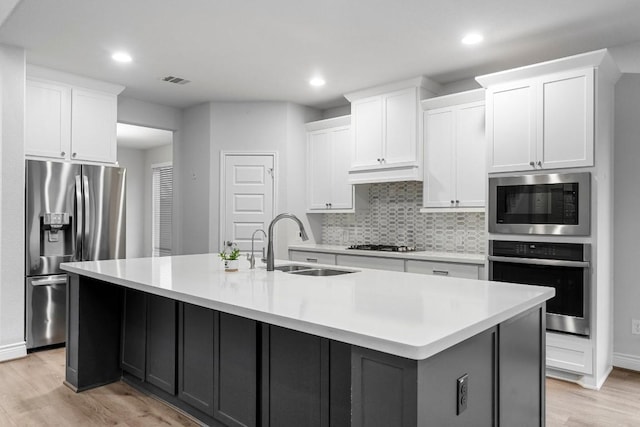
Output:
488,256,590,336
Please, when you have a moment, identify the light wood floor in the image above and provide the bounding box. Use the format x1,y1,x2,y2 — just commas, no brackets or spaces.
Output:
1,348,639,426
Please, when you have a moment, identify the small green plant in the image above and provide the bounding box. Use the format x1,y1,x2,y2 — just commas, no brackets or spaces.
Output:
219,241,240,260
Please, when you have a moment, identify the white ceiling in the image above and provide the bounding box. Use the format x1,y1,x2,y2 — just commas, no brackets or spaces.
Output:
117,123,172,150
2,0,640,110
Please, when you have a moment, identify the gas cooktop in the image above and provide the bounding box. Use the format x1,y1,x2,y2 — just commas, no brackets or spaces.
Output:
347,244,416,252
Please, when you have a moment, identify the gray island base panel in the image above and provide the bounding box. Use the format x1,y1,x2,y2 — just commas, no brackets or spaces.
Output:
64,271,548,427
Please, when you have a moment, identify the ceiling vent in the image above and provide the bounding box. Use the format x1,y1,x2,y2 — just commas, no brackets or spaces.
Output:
161,75,191,85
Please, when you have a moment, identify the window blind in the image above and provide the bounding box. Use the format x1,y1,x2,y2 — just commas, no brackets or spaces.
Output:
152,164,173,257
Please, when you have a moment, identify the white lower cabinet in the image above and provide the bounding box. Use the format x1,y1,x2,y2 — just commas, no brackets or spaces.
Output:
405,260,480,279
546,332,593,375
289,250,336,265
336,255,404,272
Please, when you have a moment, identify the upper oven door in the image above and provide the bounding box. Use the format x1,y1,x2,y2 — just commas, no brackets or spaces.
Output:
488,172,590,235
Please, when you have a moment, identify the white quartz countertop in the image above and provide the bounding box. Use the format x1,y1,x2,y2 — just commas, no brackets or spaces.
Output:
288,243,486,264
61,254,553,360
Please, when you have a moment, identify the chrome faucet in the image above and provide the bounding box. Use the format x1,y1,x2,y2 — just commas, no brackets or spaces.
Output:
266,213,309,271
247,229,267,269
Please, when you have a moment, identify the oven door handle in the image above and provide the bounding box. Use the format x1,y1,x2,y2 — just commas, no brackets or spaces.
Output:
488,255,590,268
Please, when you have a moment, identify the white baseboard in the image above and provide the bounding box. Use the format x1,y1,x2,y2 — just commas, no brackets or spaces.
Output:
613,352,640,372
0,341,27,362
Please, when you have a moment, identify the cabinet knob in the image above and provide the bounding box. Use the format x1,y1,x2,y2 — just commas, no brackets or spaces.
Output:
72,152,77,158
455,200,460,204
377,158,381,163
537,161,542,167
381,158,385,163
529,161,535,167
60,151,66,157
450,200,454,204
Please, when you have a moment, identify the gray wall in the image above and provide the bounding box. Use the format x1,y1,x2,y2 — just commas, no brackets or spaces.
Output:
118,147,146,258
613,73,640,368
0,44,25,360
172,101,322,259
118,143,174,259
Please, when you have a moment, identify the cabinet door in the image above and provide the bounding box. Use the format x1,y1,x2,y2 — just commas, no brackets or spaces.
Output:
487,81,536,173
539,68,594,169
25,79,71,160
121,289,147,380
71,89,118,163
329,127,354,210
384,87,418,166
265,326,327,427
424,108,455,208
352,97,383,168
455,102,486,207
146,294,177,395
214,313,259,427
179,303,214,416
307,131,333,210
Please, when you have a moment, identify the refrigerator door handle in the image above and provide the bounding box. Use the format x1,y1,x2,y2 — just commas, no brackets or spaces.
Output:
75,175,83,261
30,275,68,286
82,174,90,260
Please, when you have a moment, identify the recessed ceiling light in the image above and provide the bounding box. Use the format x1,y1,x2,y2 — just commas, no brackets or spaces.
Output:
309,77,326,87
461,33,484,45
112,51,132,63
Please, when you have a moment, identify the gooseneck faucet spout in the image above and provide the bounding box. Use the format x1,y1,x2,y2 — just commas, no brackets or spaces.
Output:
267,213,309,271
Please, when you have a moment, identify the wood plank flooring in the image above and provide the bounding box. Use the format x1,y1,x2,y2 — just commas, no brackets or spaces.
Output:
0,348,198,426
1,348,639,426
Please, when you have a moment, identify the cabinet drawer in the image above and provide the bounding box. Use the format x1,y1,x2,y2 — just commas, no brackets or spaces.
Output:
289,250,336,265
546,333,593,375
405,260,479,279
336,255,404,272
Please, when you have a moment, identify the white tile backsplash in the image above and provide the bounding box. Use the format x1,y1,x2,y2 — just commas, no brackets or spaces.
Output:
322,182,486,254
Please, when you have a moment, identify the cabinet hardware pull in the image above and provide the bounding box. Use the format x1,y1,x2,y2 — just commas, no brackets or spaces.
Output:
450,200,454,204
433,270,449,276
377,158,381,162
72,152,77,158
61,151,66,157
306,258,318,263
529,161,535,166
537,161,542,167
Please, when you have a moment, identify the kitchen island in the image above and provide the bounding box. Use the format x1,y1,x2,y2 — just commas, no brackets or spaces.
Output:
61,254,553,427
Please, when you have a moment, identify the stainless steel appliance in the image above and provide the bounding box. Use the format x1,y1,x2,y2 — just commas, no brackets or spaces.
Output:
25,160,126,349
488,172,590,236
489,240,591,336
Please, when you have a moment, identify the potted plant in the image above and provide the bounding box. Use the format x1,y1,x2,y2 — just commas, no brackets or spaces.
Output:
219,241,241,271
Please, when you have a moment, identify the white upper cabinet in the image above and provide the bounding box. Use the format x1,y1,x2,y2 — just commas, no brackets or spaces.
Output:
476,51,620,174
345,77,440,184
25,66,124,164
306,116,354,212
25,79,72,160
485,69,593,173
422,90,485,210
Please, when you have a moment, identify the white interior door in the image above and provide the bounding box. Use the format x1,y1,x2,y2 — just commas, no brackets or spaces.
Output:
221,154,275,256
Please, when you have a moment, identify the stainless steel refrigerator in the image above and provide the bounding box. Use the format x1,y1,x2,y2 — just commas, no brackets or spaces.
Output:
25,159,126,349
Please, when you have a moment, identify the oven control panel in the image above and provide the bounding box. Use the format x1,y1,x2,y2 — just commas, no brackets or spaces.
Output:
490,240,587,261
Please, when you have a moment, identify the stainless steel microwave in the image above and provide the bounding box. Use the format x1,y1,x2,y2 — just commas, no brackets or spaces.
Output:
488,172,591,236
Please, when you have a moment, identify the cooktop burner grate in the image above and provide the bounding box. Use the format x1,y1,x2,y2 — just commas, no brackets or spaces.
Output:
347,244,415,252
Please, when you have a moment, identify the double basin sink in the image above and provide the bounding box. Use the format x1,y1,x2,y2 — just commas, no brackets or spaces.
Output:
273,264,356,277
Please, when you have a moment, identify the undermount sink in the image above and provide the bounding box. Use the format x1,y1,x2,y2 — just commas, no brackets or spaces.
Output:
273,265,312,272
272,265,356,276
288,268,354,277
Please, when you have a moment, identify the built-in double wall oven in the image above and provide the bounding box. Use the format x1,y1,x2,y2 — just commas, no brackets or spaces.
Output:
488,172,592,337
